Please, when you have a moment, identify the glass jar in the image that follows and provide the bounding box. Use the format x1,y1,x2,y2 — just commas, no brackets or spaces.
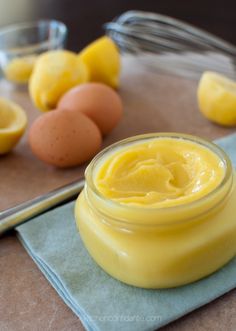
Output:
75,133,236,288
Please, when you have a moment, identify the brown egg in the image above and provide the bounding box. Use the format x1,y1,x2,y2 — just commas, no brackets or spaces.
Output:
29,109,102,168
58,82,123,135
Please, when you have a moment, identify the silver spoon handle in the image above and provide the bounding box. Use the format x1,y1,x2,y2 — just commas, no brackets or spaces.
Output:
0,178,85,235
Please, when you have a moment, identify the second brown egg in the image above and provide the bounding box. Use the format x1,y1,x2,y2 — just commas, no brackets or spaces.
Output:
58,82,123,135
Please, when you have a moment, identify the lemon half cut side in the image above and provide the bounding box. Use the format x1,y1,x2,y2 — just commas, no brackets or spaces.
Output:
198,71,236,126
0,97,27,154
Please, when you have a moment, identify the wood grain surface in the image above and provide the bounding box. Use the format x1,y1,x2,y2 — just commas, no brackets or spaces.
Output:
1,56,236,331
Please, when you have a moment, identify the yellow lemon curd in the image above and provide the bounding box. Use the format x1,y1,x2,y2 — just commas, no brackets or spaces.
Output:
95,138,224,207
4,55,37,84
75,133,236,288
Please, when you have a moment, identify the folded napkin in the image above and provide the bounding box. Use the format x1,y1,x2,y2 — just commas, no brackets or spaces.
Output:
17,133,236,331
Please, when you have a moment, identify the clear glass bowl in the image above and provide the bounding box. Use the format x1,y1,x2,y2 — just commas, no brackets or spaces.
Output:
0,20,67,84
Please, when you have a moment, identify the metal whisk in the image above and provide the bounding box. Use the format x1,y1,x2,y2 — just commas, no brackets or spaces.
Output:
105,10,236,79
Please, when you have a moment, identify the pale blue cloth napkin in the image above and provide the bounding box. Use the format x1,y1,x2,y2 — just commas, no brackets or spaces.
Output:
16,133,236,331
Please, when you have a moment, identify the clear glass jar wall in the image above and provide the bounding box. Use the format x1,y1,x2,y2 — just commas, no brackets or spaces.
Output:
75,133,236,288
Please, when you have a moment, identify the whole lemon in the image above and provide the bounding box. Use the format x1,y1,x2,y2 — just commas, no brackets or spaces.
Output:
29,50,89,111
198,71,236,126
79,36,120,89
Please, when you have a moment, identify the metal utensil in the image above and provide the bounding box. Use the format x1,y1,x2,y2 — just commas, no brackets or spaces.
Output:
105,10,236,79
0,178,84,235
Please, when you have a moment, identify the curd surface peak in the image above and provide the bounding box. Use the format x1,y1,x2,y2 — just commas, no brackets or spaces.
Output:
94,138,225,207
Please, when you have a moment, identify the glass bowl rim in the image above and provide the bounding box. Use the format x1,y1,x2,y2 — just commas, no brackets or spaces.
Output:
0,19,67,54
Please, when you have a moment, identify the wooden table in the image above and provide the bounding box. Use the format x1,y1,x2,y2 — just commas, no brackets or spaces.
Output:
1,55,236,331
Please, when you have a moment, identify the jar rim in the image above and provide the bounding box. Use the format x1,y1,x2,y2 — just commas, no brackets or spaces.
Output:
85,132,233,225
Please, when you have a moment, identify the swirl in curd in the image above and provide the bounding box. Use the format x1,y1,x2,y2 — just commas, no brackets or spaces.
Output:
94,138,225,207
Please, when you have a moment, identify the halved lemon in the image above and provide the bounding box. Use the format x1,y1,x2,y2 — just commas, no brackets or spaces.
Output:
79,36,120,88
29,50,89,112
0,97,27,154
4,55,37,84
197,71,236,126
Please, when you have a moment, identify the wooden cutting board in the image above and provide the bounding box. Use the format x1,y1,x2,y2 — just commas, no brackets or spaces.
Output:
1,55,235,331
